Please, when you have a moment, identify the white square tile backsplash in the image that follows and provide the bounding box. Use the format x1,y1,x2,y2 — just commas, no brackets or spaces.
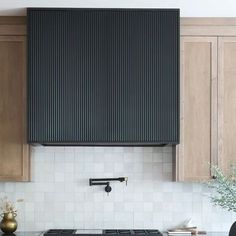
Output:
0,146,234,232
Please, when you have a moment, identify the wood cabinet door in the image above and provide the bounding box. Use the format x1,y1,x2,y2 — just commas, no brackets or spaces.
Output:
218,37,236,174
0,36,30,181
176,37,218,181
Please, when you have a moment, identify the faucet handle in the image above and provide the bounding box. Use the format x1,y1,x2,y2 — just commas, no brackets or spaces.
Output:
105,183,112,195
125,177,128,186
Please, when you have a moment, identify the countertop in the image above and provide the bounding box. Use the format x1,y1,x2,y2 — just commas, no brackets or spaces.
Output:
0,232,229,236
0,232,42,236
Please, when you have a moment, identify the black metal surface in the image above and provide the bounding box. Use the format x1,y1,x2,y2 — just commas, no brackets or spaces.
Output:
229,222,236,236
104,230,162,235
89,177,127,185
89,177,127,193
43,230,162,236
27,8,179,145
44,230,77,236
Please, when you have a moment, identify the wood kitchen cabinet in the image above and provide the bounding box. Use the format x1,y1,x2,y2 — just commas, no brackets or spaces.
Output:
0,17,30,181
218,37,236,175
176,19,236,181
175,36,218,181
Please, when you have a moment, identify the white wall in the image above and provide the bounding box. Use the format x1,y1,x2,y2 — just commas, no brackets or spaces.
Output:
1,0,236,16
0,146,234,232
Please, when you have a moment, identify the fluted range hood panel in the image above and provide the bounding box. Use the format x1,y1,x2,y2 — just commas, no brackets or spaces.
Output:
27,8,179,145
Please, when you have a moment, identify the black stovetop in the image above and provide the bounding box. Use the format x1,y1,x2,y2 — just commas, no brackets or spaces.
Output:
44,230,162,236
104,230,161,235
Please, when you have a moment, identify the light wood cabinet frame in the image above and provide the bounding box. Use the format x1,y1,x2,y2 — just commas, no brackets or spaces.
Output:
175,37,218,181
181,18,236,36
0,17,30,182
217,37,236,174
176,18,236,181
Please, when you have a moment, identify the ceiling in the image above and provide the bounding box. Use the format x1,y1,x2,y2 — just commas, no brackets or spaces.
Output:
0,0,236,16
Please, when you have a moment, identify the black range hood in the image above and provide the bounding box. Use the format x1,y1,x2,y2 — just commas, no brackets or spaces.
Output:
27,8,179,146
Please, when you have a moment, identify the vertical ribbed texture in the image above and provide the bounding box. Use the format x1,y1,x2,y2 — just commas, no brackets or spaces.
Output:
27,8,179,145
